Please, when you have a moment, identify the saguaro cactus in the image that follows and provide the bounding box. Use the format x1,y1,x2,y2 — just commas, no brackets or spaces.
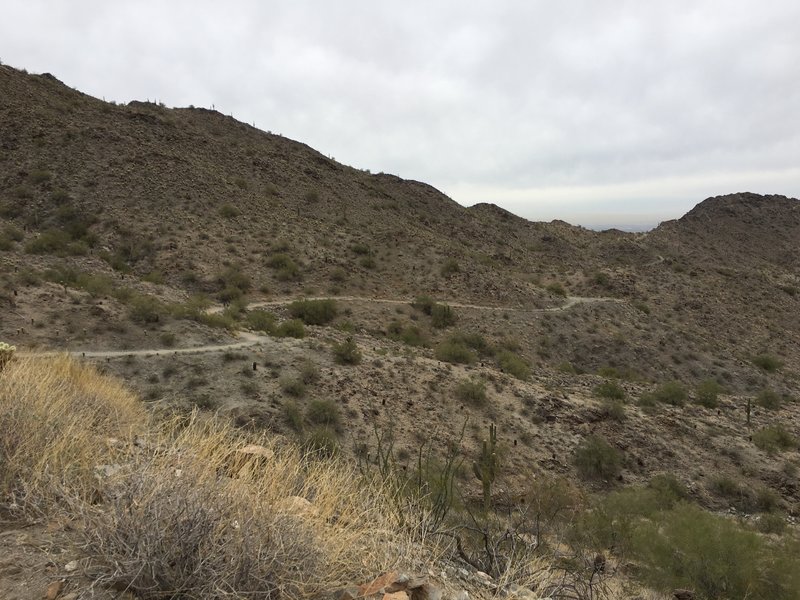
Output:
472,423,498,513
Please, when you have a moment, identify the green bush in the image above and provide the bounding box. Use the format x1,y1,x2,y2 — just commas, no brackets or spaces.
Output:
455,378,487,407
756,388,783,410
267,254,300,280
753,425,796,455
640,381,687,406
359,256,377,269
282,400,304,432
349,243,370,255
332,337,361,365
440,258,460,276
546,282,567,297
306,399,340,428
245,310,276,333
274,319,305,338
573,436,622,482
387,321,427,347
434,340,476,364
280,376,306,398
695,379,724,408
431,303,457,328
601,399,626,421
289,299,337,326
303,426,339,457
298,360,320,385
411,295,435,315
632,504,800,599
752,353,783,372
218,203,240,218
496,350,530,381
129,294,166,324
595,380,625,400
449,331,492,356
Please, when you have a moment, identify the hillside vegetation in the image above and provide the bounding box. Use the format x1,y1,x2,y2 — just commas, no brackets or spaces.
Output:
1,63,800,598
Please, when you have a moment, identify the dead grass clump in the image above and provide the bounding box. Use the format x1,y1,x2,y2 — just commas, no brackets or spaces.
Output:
0,355,146,509
83,416,439,597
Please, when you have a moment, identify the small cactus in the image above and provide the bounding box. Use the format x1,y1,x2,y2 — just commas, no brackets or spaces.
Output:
0,342,16,370
472,423,498,513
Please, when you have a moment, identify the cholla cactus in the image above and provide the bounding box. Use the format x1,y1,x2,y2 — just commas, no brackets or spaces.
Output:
0,342,16,370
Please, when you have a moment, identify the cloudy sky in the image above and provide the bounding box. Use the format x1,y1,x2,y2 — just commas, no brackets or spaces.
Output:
3,1,799,229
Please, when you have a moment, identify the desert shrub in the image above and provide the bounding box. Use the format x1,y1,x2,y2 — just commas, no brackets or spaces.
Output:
306,399,341,428
434,340,476,364
592,272,611,288
756,388,783,410
496,350,530,380
25,229,84,255
359,255,376,269
449,331,492,356
411,295,435,315
573,436,622,482
274,319,305,338
216,266,251,301
695,379,724,408
576,483,681,554
350,243,371,255
595,380,625,400
303,426,339,457
430,303,457,328
197,312,237,330
280,376,306,398
546,282,567,297
752,353,783,372
129,294,167,324
267,253,300,280
387,321,427,347
753,425,796,455
28,168,51,184
159,332,176,348
755,512,787,535
218,203,240,218
245,309,276,333
289,299,337,325
440,258,460,276
631,504,800,599
601,399,626,421
641,381,687,406
282,400,304,432
332,337,361,365
298,360,320,385
455,378,487,407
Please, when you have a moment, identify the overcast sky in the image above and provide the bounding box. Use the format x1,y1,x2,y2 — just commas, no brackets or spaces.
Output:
2,1,799,229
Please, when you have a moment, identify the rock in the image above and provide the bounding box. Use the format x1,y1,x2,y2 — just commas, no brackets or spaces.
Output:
334,586,360,600
44,579,65,600
94,464,122,479
411,583,442,600
61,594,79,600
382,593,409,600
64,560,78,572
359,571,398,597
453,592,469,600
673,590,695,600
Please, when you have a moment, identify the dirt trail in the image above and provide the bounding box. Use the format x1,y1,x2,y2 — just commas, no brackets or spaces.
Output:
20,295,621,359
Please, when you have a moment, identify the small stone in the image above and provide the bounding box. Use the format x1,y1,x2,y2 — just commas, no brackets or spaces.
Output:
61,594,78,600
359,572,399,597
64,560,78,572
382,592,409,600
335,586,360,600
673,590,695,600
454,591,469,600
44,579,65,600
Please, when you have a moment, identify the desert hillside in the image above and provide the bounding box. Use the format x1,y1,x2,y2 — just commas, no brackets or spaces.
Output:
2,64,800,599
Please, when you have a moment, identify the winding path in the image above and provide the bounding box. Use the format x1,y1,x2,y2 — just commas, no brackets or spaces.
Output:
21,295,622,359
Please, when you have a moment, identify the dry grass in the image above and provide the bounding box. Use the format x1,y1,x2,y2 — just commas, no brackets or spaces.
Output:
0,354,146,510
1,355,446,598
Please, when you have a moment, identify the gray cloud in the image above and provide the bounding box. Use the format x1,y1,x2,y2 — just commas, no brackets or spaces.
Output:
2,0,799,228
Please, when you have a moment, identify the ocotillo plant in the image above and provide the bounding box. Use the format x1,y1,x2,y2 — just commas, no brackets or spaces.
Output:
472,422,498,513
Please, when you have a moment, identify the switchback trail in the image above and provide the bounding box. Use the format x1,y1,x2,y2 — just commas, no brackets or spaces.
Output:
20,295,623,359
